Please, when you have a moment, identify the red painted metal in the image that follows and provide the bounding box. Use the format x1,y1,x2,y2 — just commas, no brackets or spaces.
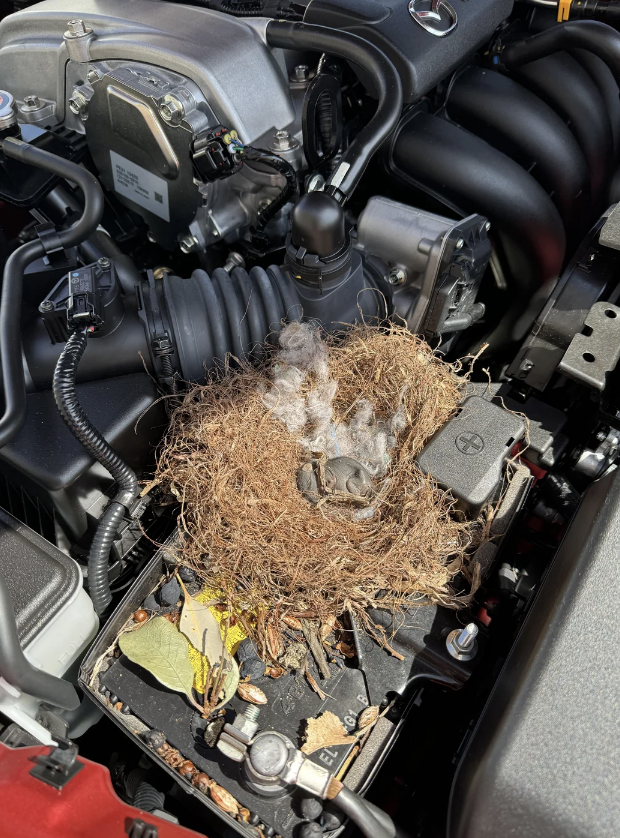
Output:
0,742,206,838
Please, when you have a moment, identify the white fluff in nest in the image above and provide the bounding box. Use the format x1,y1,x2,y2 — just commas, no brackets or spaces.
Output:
265,323,405,477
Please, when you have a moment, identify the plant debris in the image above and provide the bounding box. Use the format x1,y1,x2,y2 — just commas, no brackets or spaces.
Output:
237,683,268,704
301,711,357,755
152,323,484,659
358,706,380,729
119,616,204,712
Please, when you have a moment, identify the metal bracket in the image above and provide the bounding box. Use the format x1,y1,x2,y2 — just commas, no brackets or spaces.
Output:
558,301,620,390
29,737,83,789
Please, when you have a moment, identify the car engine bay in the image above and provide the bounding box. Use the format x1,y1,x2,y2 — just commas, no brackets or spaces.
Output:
1,0,620,836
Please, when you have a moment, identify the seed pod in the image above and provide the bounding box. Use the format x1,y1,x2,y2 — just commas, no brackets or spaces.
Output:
237,683,268,705
165,750,184,769
282,616,302,631
210,783,239,815
143,730,166,751
358,706,379,730
114,701,123,711
133,609,148,623
267,667,285,679
162,612,178,624
192,772,212,793
178,760,197,779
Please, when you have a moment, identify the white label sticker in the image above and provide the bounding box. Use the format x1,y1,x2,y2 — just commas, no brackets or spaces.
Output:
110,150,170,222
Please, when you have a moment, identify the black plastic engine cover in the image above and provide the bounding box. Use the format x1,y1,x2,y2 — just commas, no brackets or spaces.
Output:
449,467,620,837
304,0,514,103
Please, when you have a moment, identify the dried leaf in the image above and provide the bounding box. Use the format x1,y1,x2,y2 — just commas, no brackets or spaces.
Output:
178,582,239,710
179,591,224,665
210,656,240,711
358,706,379,730
337,641,355,659
237,683,268,705
119,617,201,711
301,711,356,755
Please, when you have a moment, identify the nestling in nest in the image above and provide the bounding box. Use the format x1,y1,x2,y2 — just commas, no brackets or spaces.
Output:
152,323,485,660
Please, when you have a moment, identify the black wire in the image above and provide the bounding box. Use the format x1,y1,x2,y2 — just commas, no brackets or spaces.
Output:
52,327,139,614
242,146,298,248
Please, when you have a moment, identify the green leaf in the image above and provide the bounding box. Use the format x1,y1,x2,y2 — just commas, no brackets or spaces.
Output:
119,617,201,710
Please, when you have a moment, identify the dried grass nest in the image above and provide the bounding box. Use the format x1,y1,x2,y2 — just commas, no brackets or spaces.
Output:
152,323,485,656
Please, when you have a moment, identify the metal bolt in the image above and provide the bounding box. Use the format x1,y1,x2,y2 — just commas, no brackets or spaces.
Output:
67,19,88,36
39,300,54,312
270,129,298,153
23,95,42,110
596,429,608,443
446,622,478,662
159,94,185,125
147,231,157,244
68,90,88,118
307,173,325,193
87,67,101,84
224,251,245,273
485,221,491,232
387,268,407,286
243,705,261,723
97,256,110,270
179,233,199,254
455,238,465,250
291,64,309,83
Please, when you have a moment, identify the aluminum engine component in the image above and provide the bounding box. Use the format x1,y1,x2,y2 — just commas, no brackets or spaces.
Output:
0,0,298,249
356,196,491,337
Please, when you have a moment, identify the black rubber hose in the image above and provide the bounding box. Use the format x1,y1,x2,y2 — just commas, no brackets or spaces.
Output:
132,780,166,813
0,567,80,710
160,267,301,379
333,787,396,838
0,137,104,450
266,20,403,202
53,328,138,614
498,21,620,87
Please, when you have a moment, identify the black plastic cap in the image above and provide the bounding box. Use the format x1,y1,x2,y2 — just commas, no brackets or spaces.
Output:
291,192,346,257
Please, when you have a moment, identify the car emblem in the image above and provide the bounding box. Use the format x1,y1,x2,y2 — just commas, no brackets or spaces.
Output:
408,0,458,37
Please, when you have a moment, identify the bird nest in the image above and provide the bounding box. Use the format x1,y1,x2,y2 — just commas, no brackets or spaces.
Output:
151,323,484,658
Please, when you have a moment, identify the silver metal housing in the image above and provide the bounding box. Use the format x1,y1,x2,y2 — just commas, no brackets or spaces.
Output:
0,0,295,144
